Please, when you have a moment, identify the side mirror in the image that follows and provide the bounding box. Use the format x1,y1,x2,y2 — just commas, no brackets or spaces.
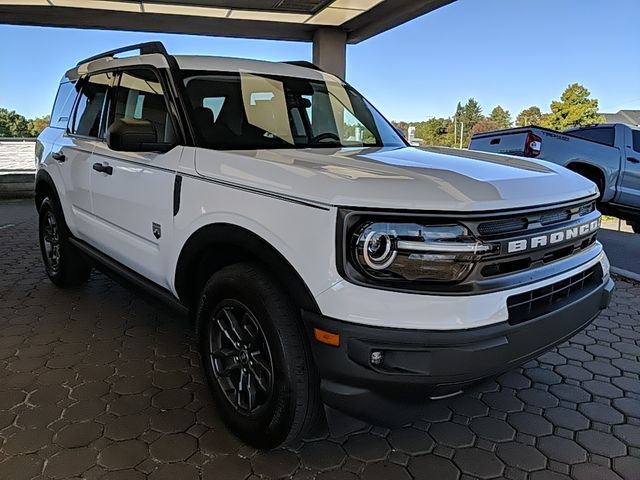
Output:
107,118,173,153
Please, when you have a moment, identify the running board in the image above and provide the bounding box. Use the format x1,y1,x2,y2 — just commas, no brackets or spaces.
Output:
69,237,189,316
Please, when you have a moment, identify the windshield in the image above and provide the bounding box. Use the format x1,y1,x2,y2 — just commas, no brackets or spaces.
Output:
182,70,406,150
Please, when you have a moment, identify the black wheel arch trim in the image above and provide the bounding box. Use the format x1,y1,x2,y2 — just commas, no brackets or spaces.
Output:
175,223,321,315
34,169,60,212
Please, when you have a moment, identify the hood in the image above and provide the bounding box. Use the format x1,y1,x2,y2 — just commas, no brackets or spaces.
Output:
194,146,597,211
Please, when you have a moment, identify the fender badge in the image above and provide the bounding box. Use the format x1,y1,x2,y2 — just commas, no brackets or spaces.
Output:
152,222,162,240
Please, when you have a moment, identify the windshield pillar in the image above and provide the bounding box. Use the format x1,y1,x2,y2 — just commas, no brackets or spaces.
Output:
313,28,347,79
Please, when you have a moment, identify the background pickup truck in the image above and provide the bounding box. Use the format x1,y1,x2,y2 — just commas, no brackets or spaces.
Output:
469,123,640,233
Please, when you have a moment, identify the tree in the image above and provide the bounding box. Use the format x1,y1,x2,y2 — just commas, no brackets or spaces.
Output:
414,117,454,147
29,115,50,137
458,98,484,131
469,118,501,139
0,108,31,137
516,106,544,127
391,121,409,138
488,106,512,129
541,84,605,131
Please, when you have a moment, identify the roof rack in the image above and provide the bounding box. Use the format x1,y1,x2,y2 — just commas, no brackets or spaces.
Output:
283,60,325,72
77,41,169,66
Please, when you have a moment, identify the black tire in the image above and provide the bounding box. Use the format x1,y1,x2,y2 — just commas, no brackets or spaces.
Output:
196,262,321,449
38,196,91,287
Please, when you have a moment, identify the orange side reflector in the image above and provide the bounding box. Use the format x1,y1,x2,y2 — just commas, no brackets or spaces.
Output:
314,328,340,347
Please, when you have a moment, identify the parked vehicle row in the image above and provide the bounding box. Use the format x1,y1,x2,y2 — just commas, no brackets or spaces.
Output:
470,123,640,233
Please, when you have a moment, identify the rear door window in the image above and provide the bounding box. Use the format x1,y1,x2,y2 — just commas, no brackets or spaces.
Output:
632,130,640,153
70,73,113,138
112,69,175,143
568,127,615,146
50,81,78,130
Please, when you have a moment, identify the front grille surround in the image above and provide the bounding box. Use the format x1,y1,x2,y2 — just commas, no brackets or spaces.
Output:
336,197,601,296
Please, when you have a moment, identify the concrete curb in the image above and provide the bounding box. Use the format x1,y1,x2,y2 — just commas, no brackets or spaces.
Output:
0,172,35,199
611,267,640,284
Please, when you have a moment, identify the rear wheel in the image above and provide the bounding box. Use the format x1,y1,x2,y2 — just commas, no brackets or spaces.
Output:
38,197,91,287
197,263,321,448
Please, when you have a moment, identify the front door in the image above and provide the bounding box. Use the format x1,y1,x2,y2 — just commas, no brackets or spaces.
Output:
89,68,181,287
619,129,640,208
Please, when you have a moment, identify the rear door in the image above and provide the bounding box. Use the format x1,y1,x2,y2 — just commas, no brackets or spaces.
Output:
619,128,640,207
55,72,114,241
89,67,181,287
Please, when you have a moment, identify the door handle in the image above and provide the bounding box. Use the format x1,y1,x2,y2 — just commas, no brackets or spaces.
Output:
628,157,640,164
51,151,66,162
92,163,113,175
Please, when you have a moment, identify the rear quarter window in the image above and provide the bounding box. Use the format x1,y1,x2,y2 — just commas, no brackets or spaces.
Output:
568,127,615,146
50,81,77,130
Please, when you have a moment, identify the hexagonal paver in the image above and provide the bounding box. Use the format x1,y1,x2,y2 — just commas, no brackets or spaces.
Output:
150,409,195,433
202,455,251,480
429,423,475,448
252,449,300,478
537,436,588,464
361,461,412,480
571,463,624,480
544,407,590,431
300,440,346,470
507,412,553,436
149,463,199,480
469,417,515,443
2,427,52,454
576,429,627,457
344,433,390,462
482,391,524,413
454,448,504,479
548,384,591,403
388,428,435,455
150,433,197,462
0,454,44,480
408,455,461,480
496,442,546,472
612,397,640,418
104,415,149,440
45,447,97,479
98,440,148,470
578,402,625,425
54,421,103,448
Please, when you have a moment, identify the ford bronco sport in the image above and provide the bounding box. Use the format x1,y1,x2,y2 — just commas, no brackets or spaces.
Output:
35,42,614,448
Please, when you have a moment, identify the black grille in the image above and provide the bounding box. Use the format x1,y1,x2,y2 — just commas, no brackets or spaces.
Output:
507,265,601,325
477,200,596,238
478,217,527,236
540,209,571,225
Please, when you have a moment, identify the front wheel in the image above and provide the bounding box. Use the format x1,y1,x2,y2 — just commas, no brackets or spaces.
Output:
197,263,321,449
38,197,91,287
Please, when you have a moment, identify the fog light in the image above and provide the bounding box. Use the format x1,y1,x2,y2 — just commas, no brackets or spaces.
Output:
370,351,384,366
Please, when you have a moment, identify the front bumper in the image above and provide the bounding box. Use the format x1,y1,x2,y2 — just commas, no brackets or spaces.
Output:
303,275,614,426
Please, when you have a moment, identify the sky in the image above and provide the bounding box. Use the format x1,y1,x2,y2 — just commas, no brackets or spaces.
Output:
1,0,639,122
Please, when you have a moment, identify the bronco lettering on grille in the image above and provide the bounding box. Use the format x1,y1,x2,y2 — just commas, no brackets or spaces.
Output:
507,219,600,254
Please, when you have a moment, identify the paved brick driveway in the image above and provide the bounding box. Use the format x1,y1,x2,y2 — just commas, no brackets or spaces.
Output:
1,200,639,480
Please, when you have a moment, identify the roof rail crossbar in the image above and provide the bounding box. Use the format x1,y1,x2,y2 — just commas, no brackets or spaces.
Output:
77,41,169,66
283,61,325,72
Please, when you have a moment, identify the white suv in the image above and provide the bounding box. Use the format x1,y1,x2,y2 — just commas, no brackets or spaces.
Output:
36,42,614,448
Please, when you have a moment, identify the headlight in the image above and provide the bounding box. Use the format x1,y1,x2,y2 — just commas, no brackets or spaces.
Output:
349,221,493,285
